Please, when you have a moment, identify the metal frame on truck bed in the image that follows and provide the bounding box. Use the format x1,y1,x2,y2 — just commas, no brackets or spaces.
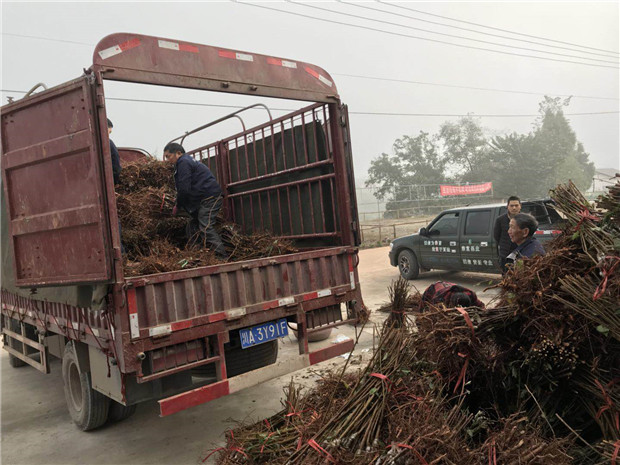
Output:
1,33,364,429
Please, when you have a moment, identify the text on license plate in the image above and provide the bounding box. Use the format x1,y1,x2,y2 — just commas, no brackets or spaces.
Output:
240,319,288,349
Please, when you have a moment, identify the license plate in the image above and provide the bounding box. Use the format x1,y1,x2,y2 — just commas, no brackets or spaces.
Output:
240,319,288,349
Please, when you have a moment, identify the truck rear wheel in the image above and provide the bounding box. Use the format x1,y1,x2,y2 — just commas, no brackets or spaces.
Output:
225,340,278,377
193,339,278,378
398,249,420,280
107,401,137,423
62,342,110,431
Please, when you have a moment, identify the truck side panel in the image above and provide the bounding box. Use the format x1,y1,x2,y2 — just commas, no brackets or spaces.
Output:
207,103,343,248
126,247,354,338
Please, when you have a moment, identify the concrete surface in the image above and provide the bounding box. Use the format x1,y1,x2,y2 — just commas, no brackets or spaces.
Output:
1,246,500,465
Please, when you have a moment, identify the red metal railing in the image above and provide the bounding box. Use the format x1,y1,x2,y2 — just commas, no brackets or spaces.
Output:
186,103,339,241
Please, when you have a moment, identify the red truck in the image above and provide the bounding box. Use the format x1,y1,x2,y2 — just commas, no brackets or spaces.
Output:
1,33,364,430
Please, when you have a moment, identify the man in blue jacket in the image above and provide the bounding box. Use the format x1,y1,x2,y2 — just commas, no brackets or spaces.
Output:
163,143,226,259
506,213,546,264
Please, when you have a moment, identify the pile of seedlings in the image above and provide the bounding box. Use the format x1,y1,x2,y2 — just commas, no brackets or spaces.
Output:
376,292,421,313
210,179,619,465
116,161,297,276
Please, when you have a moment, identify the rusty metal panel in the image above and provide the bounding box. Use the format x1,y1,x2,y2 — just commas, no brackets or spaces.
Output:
1,78,113,286
118,148,150,166
91,34,338,103
1,290,112,346
129,248,352,333
342,105,362,246
185,104,340,247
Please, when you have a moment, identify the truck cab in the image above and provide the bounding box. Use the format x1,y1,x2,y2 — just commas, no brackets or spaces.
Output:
389,200,563,279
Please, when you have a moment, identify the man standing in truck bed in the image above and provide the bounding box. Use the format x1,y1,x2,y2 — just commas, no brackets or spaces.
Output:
163,142,227,259
494,196,521,274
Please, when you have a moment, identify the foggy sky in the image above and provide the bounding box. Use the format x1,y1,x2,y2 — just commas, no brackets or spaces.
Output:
2,1,618,183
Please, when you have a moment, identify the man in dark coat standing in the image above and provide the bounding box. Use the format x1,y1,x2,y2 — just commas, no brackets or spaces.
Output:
163,143,227,259
493,196,521,274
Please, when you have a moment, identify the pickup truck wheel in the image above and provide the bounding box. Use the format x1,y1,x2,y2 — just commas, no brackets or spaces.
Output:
107,401,137,423
62,342,110,431
398,249,420,280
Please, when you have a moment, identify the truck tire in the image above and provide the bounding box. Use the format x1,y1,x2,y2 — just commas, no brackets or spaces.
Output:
193,339,278,378
62,342,110,431
8,319,26,368
107,401,137,423
398,249,420,280
225,340,278,377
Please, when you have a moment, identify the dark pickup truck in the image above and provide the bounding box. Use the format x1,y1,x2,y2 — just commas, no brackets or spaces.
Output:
389,200,563,279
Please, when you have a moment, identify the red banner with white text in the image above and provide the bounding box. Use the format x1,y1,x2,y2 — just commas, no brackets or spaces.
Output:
440,182,493,197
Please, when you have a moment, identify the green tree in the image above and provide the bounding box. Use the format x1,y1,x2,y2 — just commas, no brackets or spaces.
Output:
487,132,549,197
366,131,445,214
485,97,594,198
438,115,489,181
365,97,595,212
533,96,595,192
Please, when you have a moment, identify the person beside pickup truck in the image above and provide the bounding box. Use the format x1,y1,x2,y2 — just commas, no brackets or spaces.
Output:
494,196,521,274
506,213,546,265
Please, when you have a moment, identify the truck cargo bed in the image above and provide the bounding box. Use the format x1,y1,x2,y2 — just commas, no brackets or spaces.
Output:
125,246,356,340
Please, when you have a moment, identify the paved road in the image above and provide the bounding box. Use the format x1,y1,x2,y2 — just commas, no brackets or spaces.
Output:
1,246,499,465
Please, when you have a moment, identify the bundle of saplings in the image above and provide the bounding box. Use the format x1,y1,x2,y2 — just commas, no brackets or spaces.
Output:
116,161,296,277
210,179,619,465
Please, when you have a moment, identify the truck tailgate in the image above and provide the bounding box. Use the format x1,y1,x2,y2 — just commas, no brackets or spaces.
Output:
124,247,356,340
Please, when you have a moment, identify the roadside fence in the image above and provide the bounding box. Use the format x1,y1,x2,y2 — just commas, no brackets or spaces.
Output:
359,219,430,246
356,182,495,222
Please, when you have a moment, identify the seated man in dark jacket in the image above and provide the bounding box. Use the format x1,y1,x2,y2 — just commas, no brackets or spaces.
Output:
420,281,485,310
163,143,226,259
506,213,546,264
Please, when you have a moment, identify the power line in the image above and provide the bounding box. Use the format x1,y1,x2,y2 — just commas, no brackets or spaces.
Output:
342,1,619,60
333,73,620,101
2,89,617,117
379,2,620,56
234,1,619,70
3,31,619,99
2,31,619,100
348,110,619,117
1,32,93,46
108,96,294,111
0,91,295,112
4,5,616,59
4,7,619,66
320,1,618,64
